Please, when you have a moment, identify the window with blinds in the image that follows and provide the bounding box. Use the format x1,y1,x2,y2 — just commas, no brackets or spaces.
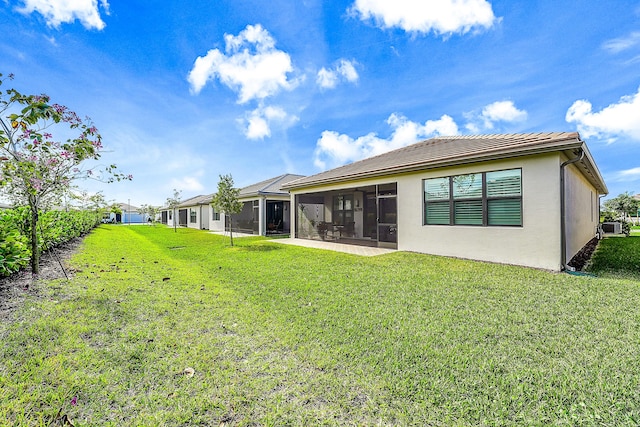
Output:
424,177,450,225
424,168,522,227
486,169,522,226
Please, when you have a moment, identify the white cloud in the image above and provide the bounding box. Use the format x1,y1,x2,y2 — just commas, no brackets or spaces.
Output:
17,0,109,30
610,167,640,182
350,0,498,35
316,68,338,89
566,86,640,141
603,31,640,53
314,113,458,169
242,105,299,140
316,59,359,89
464,100,527,132
187,24,299,103
169,175,205,193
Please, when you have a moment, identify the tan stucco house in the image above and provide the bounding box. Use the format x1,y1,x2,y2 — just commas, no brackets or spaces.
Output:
283,132,607,271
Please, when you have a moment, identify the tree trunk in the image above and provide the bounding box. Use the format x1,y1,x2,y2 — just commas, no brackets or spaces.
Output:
229,215,234,246
29,197,39,275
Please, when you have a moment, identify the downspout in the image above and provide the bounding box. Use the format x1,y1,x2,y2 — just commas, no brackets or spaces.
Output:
560,148,584,271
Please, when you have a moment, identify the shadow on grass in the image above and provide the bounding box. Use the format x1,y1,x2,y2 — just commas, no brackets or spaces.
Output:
234,245,282,252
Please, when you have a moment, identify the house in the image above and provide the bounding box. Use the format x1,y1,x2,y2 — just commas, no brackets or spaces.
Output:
228,174,305,235
162,194,219,230
117,202,145,223
282,132,608,271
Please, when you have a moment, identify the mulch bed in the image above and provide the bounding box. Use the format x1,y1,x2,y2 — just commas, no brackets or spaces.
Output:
567,237,599,271
0,238,83,323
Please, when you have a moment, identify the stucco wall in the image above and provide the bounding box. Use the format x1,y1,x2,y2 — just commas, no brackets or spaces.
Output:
397,154,563,270
209,206,225,231
186,207,199,230
564,161,599,264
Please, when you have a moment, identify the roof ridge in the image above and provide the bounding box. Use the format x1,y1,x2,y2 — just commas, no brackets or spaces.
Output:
257,173,287,193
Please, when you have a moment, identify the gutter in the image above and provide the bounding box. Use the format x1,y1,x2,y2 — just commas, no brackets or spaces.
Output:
560,147,584,271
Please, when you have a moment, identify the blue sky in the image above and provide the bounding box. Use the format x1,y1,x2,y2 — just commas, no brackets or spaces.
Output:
1,0,639,207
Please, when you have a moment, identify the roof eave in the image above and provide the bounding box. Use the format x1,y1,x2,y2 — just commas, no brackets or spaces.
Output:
284,141,585,190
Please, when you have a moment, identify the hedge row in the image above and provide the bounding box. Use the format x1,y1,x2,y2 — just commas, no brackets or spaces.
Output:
0,208,101,277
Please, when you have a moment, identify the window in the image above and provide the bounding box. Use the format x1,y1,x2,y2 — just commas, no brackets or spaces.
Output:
168,211,172,220
190,209,197,223
332,194,353,226
424,168,522,226
212,207,220,221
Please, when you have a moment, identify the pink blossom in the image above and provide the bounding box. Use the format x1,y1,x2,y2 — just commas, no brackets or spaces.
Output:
29,178,42,191
70,396,77,406
60,151,72,159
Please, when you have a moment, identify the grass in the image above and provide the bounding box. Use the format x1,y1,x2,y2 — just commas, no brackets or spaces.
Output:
587,234,640,280
1,226,640,426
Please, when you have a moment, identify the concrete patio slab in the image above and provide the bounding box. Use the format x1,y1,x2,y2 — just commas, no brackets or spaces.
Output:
271,238,396,256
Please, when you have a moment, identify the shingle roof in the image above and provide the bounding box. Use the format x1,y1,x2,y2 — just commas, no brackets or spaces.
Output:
118,202,139,212
238,174,305,198
177,194,214,208
283,132,607,194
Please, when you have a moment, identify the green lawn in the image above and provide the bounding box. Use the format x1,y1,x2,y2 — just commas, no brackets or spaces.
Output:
587,234,640,280
1,226,640,426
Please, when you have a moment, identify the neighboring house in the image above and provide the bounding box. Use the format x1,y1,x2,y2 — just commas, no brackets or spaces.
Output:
182,194,214,230
227,174,305,236
163,194,216,230
283,132,608,271
117,202,145,224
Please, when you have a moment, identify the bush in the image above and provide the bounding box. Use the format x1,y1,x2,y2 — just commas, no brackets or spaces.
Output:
0,209,30,276
0,207,101,277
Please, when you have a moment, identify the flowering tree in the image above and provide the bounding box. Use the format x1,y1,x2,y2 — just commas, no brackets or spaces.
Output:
0,73,131,274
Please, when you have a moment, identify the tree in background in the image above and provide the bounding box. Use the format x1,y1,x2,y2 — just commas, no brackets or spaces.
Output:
212,174,242,246
166,189,181,232
138,204,160,225
109,203,122,222
0,73,131,274
603,192,639,222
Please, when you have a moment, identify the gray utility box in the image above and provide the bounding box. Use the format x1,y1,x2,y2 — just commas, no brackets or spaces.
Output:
601,222,622,234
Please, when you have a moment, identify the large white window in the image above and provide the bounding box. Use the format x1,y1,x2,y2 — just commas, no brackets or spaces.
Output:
424,169,522,226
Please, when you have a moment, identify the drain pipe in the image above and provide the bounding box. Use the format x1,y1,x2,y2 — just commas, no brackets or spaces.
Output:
560,147,585,270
